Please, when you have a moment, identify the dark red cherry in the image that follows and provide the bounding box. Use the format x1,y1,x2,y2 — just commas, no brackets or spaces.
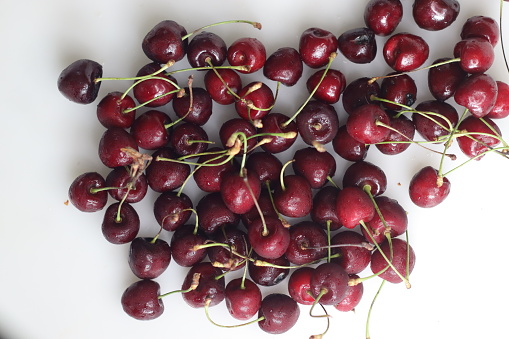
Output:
219,118,258,154
193,147,238,193
299,27,338,68
454,73,498,118
292,147,336,189
306,69,346,104
263,47,303,86
153,191,193,232
375,113,415,155
258,294,300,334
98,127,139,168
172,87,213,126
342,77,381,115
412,0,460,31
248,216,291,259
132,62,178,107
456,116,501,160
248,254,290,286
146,147,190,193
332,125,370,161
186,31,227,67
334,274,364,312
169,122,209,158
383,33,429,72
380,73,417,110
364,0,403,36
346,104,391,144
454,37,495,74
413,100,459,142
170,223,207,267
409,166,450,208
68,172,108,212
486,81,509,119
273,175,313,218
181,262,225,308
297,100,339,146
207,226,248,272
235,82,274,121
428,57,468,101
130,110,172,150
370,238,416,284
460,16,500,47
342,160,387,197
310,262,349,305
196,192,240,235
121,279,164,320
142,20,187,63
227,37,266,73
96,92,136,128
336,186,375,228
337,27,377,64
241,189,278,227
285,221,327,265
245,151,283,185
259,113,298,154
330,231,371,275
128,237,171,279
101,202,140,244
221,170,261,215
311,185,342,231
225,278,262,320
204,68,242,105
287,267,315,305
363,196,408,244
105,166,148,203
57,59,102,104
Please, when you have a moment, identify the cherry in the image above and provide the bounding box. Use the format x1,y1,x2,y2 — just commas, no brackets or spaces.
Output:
186,31,227,67
412,0,460,31
409,166,451,208
364,0,403,36
128,237,172,279
105,166,148,203
332,125,370,161
370,238,416,284
241,189,278,227
101,202,140,244
259,113,298,154
193,147,238,193
248,216,290,259
145,147,190,193
334,274,363,312
98,127,139,168
235,81,274,121
245,151,283,185
380,73,417,110
181,262,225,308
169,122,209,158
196,192,240,235
285,221,327,265
204,68,242,105
456,116,502,160
273,174,313,218
225,278,262,320
299,27,338,68
207,226,248,271
96,92,136,129
248,254,290,286
375,113,415,155
132,62,178,108
306,68,346,104
130,110,172,150
172,87,213,126
383,33,429,72
330,230,372,275
142,20,187,63
219,118,258,154
227,37,266,73
57,59,102,104
363,196,408,244
337,27,377,64
292,147,336,189
220,170,261,215
296,100,340,147
453,37,495,74
311,185,342,231
287,267,315,305
346,103,390,144
170,223,207,267
153,191,193,232
454,73,498,118
460,16,500,47
263,47,303,86
486,81,509,119
413,100,459,142
336,186,375,229
309,262,349,305
427,57,468,101
342,160,387,197
342,77,381,115
121,279,164,320
68,172,108,212
258,293,300,334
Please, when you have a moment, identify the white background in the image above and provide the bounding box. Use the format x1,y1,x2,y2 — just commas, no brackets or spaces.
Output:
1,0,509,338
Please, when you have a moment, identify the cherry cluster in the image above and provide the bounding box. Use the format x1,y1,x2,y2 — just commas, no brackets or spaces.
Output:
58,0,509,337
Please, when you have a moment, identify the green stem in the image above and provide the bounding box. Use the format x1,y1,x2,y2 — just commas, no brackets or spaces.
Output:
182,20,262,41
365,280,386,339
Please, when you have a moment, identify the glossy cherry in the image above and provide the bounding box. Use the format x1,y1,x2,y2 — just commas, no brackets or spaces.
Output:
413,100,459,142
98,127,139,168
263,47,303,86
101,202,140,244
337,27,377,64
456,116,502,160
258,294,300,334
58,59,102,104
412,0,460,31
121,279,164,320
186,31,227,67
375,113,415,155
248,216,291,259
170,223,207,267
454,37,495,74
383,33,429,72
332,125,370,161
298,27,338,68
454,73,498,118
105,166,148,203
364,0,403,36
309,262,349,305
130,110,172,150
342,160,387,197
169,122,209,158
363,196,408,244
311,185,342,231
196,192,240,235
342,77,381,115
142,20,187,63
336,186,375,228
273,175,313,218
248,254,290,286
96,92,136,128
334,274,363,312
245,151,283,185
225,278,262,320
207,226,248,271
296,100,340,146
306,68,346,104
292,147,336,189
68,172,108,212
181,262,225,308
370,238,416,284
460,16,500,47
204,68,242,105
129,237,172,279
486,81,509,119
235,81,274,121
428,57,468,101
409,166,450,208
287,267,315,305
132,62,178,107
259,113,298,154
285,221,327,265
380,73,417,110
153,191,193,231
193,147,238,193
330,230,372,275
227,37,266,74
172,87,213,126
220,170,261,215
145,147,190,193
346,103,390,144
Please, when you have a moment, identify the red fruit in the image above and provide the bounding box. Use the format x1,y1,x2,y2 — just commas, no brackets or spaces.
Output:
235,81,274,121
204,68,242,105
364,0,403,36
96,92,136,128
248,217,291,260
98,127,139,168
370,238,416,284
258,294,300,334
299,27,338,68
460,16,500,47
227,37,266,74
142,20,187,63
336,186,375,229
287,267,315,305
334,274,364,312
225,278,262,320
306,68,346,104
337,27,377,64
57,59,102,104
454,73,498,118
456,116,502,160
346,104,391,144
132,62,178,107
181,262,225,308
383,33,429,72
68,172,108,212
263,47,303,86
412,0,460,31
220,171,261,215
121,279,164,320
362,196,408,244
428,57,468,101
486,81,509,119
409,166,451,208
454,37,495,74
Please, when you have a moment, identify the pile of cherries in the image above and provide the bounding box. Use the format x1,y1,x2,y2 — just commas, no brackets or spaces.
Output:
59,0,509,337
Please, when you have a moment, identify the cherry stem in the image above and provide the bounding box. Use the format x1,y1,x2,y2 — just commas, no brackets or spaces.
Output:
254,253,340,270
365,279,386,339
182,20,262,41
308,242,375,251
164,76,194,128
264,180,291,228
500,0,509,74
370,95,414,112
326,221,331,263
206,58,250,97
89,186,125,194
115,186,131,223
150,225,164,244
167,64,250,75
195,241,253,263
279,159,295,191
243,170,268,236
441,146,509,177
203,298,265,328
309,289,330,319
158,273,201,298
326,176,339,189
282,52,337,128
94,59,175,84
438,108,468,181
177,153,228,197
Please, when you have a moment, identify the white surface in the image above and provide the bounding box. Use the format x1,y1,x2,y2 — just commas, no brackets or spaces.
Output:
1,1,509,338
